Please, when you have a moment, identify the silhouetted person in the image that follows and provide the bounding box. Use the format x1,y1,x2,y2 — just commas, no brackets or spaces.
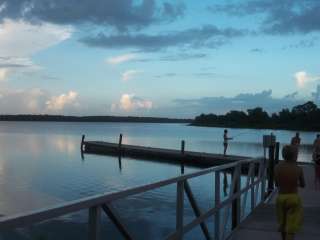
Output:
291,132,301,160
275,145,305,240
312,134,320,163
223,129,233,156
312,134,320,189
291,132,301,147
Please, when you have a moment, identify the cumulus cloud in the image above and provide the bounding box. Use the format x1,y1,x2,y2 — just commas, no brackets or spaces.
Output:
121,70,142,81
81,25,245,51
46,91,79,111
294,71,320,88
0,0,185,31
106,53,137,65
0,88,81,114
112,94,152,112
208,0,320,34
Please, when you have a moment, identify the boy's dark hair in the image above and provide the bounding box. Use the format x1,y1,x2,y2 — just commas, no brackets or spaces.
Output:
224,129,227,133
282,145,297,162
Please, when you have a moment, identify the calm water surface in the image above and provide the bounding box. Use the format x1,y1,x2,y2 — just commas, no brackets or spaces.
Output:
0,122,317,239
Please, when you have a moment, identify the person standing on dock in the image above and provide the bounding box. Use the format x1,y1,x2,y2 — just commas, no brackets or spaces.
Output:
312,134,320,189
274,145,305,240
223,129,233,156
312,134,320,161
291,132,301,147
291,132,301,159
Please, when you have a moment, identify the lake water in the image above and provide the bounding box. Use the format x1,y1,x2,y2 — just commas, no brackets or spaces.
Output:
0,122,317,239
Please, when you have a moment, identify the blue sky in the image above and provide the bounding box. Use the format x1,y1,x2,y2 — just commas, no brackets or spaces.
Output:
0,0,319,117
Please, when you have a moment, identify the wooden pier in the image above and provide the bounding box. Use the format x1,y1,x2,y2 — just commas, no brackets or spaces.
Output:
83,140,249,167
228,164,320,240
0,157,267,240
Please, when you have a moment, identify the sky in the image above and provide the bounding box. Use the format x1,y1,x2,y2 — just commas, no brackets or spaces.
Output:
0,0,320,118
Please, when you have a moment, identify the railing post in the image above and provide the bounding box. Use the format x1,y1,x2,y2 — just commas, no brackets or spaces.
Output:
180,140,185,174
176,180,184,240
250,164,255,211
214,171,221,240
231,165,241,230
88,206,101,240
268,145,275,194
260,159,266,202
275,142,280,165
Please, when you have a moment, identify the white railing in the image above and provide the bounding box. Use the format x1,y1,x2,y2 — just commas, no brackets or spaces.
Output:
0,157,268,240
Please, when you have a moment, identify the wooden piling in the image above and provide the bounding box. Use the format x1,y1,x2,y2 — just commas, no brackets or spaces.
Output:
181,140,185,174
81,134,85,151
118,134,123,153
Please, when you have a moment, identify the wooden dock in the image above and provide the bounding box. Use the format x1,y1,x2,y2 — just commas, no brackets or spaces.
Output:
228,164,320,240
83,140,249,167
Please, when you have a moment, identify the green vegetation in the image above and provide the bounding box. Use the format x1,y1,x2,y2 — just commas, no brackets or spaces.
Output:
192,101,320,131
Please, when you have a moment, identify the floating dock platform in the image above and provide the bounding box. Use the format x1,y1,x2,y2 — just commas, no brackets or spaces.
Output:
83,140,251,167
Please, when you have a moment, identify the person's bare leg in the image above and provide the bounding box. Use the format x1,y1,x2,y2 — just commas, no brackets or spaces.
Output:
224,144,227,155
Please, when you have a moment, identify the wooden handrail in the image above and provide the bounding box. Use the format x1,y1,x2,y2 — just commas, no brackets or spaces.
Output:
0,157,267,240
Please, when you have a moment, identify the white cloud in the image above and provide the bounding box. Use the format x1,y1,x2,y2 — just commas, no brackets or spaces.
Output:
0,19,73,80
46,91,79,111
0,19,73,57
112,94,153,112
295,71,320,88
0,89,80,114
106,53,137,65
121,69,142,81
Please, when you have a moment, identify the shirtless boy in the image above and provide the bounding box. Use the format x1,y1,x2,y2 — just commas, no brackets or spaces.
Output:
274,145,305,240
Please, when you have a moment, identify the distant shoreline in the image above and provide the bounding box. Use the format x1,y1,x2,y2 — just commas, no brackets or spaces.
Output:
0,115,192,123
190,123,320,132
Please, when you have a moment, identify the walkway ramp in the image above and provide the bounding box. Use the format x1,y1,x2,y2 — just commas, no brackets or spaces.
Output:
228,165,320,240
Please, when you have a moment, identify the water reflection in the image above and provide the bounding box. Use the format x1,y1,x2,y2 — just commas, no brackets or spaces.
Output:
0,122,318,239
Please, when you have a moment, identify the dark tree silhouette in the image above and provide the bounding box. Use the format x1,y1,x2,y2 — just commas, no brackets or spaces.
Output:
192,101,320,131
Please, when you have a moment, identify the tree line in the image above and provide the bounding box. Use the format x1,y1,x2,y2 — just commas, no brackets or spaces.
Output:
0,115,191,123
192,101,320,131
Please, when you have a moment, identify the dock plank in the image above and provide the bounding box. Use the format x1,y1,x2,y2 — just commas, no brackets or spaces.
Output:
229,165,320,240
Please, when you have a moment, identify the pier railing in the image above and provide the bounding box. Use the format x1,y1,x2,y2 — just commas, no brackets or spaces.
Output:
0,157,269,240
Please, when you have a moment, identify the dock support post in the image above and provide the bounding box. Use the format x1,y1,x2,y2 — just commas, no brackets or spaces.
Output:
231,165,241,230
81,134,85,151
268,145,275,194
88,206,101,240
118,134,123,153
180,140,185,174
176,180,184,240
214,171,221,240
